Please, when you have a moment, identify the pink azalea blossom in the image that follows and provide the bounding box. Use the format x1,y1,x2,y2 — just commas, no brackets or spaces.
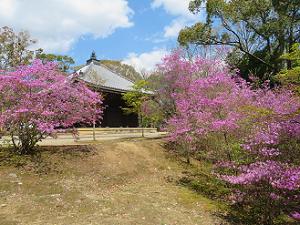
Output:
0,60,103,153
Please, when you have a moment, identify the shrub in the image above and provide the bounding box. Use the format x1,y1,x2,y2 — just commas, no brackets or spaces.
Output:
161,50,300,224
0,60,102,154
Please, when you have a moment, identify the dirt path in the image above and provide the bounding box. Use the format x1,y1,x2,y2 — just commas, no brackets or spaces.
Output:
0,139,222,225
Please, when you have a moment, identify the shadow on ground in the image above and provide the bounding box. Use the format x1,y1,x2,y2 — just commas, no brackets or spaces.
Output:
0,139,224,225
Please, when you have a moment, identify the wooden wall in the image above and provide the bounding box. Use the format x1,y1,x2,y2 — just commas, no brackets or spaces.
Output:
100,92,139,127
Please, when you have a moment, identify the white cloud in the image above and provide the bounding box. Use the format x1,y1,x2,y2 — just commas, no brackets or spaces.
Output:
122,49,168,73
151,0,194,18
0,0,133,53
164,18,189,38
151,0,205,39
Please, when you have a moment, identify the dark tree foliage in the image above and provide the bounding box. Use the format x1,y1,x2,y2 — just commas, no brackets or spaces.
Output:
178,0,300,80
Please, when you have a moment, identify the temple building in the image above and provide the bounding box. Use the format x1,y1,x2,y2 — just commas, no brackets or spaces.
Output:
72,52,138,127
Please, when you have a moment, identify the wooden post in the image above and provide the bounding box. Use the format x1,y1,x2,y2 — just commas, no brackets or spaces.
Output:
141,114,144,138
93,120,96,141
93,104,96,141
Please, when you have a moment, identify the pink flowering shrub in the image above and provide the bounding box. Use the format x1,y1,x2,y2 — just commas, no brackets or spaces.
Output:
0,60,102,154
166,73,255,162
218,88,300,224
156,49,229,118
161,50,252,162
161,50,300,223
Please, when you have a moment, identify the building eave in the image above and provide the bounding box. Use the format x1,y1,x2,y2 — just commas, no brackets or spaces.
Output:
73,78,129,94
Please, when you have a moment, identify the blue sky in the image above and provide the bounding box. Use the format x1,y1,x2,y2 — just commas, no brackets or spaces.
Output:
69,0,178,66
0,0,202,72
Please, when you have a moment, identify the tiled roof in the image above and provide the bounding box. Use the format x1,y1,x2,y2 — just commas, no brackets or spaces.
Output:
74,61,134,92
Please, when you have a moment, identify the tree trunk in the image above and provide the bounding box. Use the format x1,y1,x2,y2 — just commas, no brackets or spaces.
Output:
11,124,41,155
223,133,232,162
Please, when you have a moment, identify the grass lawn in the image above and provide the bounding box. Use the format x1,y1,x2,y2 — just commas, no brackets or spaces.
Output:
0,139,225,225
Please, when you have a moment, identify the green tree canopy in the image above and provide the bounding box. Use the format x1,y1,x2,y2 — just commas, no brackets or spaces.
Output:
0,26,75,72
36,50,75,72
122,80,150,115
276,43,300,93
179,0,300,79
0,26,36,69
122,80,161,132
